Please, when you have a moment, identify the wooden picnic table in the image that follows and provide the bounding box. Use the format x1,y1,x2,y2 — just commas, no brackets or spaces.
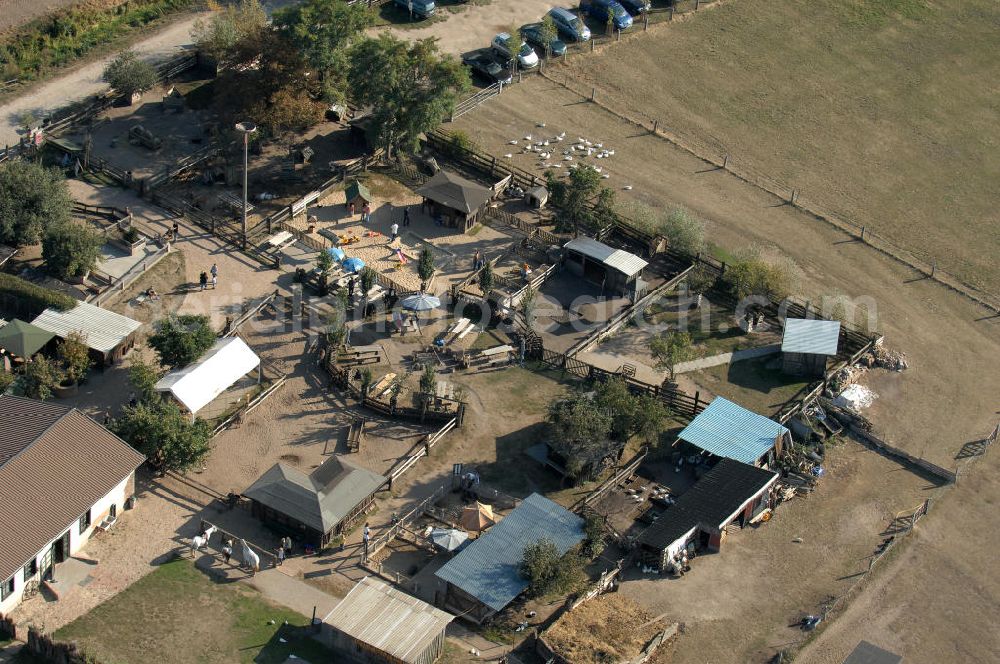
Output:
266,230,294,247
479,344,514,357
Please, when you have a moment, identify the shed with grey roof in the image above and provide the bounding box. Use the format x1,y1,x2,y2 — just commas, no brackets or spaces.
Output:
321,577,453,664
243,455,386,547
415,169,492,233
434,493,584,623
563,236,648,298
31,301,141,367
677,397,790,467
781,318,841,377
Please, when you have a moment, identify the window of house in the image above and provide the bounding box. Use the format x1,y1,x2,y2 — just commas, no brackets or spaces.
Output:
79,508,92,534
1,576,13,601
109,503,117,518
23,558,38,582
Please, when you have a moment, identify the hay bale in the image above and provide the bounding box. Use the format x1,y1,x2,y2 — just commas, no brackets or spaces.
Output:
542,594,664,664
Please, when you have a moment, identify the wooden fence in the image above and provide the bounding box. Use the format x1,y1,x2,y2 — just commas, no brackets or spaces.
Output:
363,484,448,564
383,417,459,489
572,447,648,512
89,244,172,306
223,290,280,337
451,81,505,121
210,376,289,437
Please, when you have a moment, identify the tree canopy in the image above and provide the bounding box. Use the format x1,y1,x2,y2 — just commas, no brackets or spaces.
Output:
0,161,73,247
619,201,705,256
417,248,435,284
193,0,268,62
42,223,104,280
547,165,615,236
111,400,212,472
349,35,470,156
650,330,694,381
721,246,799,301
103,50,157,98
520,538,586,598
148,315,216,368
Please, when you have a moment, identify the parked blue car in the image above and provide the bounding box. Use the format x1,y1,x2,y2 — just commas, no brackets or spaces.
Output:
580,0,633,30
618,0,650,15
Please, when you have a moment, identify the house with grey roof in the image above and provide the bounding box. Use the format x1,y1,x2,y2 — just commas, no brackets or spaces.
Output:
562,236,649,298
0,396,145,613
415,169,492,233
781,318,842,377
321,577,453,664
676,396,790,467
243,455,386,548
434,493,584,623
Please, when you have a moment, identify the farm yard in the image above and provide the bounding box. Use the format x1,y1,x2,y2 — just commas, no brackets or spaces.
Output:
2,0,1000,662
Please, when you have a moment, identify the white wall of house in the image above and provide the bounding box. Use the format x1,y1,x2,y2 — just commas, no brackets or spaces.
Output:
0,474,133,614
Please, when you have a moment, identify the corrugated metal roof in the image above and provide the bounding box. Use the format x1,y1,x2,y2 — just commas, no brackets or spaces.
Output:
563,237,648,277
678,397,789,465
32,302,142,353
155,337,260,415
243,456,386,533
324,577,453,663
781,318,841,356
0,396,145,582
435,493,584,612
638,458,778,550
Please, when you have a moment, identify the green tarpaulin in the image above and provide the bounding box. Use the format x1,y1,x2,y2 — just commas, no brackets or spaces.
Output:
0,319,56,358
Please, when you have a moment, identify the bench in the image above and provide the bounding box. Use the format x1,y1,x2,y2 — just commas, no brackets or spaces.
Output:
347,418,366,453
479,344,514,358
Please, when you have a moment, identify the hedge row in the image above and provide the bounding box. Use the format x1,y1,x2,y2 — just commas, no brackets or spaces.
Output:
0,272,77,316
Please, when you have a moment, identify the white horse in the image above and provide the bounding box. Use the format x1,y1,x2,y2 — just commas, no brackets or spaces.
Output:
189,525,218,556
240,538,260,576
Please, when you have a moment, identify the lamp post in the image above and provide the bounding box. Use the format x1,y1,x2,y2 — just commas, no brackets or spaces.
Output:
234,121,257,249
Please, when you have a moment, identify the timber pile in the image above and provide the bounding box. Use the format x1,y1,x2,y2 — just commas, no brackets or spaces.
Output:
859,344,908,371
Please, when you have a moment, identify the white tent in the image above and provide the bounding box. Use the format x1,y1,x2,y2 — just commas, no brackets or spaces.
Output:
155,337,260,415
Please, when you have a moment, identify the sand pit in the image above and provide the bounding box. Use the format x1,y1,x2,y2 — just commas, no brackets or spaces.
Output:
542,593,668,664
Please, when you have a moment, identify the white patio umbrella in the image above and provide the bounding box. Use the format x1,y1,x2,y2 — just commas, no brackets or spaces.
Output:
430,528,469,552
401,293,441,311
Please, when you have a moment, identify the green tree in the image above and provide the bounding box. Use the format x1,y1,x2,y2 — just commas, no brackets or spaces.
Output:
417,248,435,286
618,201,705,256
650,330,693,381
419,363,436,394
129,359,162,403
102,50,157,99
520,539,586,598
722,246,798,301
275,0,372,102
193,0,268,63
547,164,611,236
605,8,615,35
42,223,103,280
519,285,538,330
316,248,335,275
360,266,378,295
547,392,615,480
57,331,92,384
349,35,471,157
479,260,494,298
110,401,212,471
0,161,73,246
19,355,62,400
0,371,16,394
582,513,606,558
148,315,216,368
539,16,558,57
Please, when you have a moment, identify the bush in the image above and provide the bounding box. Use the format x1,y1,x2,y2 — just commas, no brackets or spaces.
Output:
57,331,92,384
42,223,104,280
148,315,216,368
19,355,62,400
721,246,800,301
0,273,78,316
110,400,212,471
618,201,705,256
102,49,157,98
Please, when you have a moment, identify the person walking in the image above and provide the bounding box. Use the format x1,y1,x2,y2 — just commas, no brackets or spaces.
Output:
348,277,356,299
210,263,218,280
282,536,292,556
172,221,180,239
348,202,355,218
403,208,410,227
389,222,399,242
276,545,285,567
362,522,371,560
212,273,218,289
473,249,481,271
362,203,371,224
222,539,233,564
199,272,208,291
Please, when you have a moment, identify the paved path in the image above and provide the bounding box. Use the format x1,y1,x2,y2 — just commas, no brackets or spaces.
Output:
673,343,781,374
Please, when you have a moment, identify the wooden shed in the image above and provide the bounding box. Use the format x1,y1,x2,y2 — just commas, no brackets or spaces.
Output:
781,318,841,377
345,179,373,209
562,236,648,298
321,577,453,664
415,169,492,233
31,302,141,368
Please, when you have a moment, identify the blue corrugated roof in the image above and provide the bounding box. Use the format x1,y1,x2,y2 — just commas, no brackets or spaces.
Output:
678,397,788,465
434,493,584,612
781,318,841,356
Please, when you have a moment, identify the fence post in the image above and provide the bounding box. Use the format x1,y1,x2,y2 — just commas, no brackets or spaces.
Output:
860,226,865,242
644,13,649,30
591,87,596,101
669,6,674,20
591,39,596,52
695,0,700,9
616,29,621,41
723,154,729,169
652,119,658,134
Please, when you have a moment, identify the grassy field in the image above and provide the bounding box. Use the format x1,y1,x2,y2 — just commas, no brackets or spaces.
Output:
691,356,808,416
548,0,1000,291
53,558,334,664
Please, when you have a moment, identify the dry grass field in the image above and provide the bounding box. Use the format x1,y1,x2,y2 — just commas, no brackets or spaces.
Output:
544,0,1000,292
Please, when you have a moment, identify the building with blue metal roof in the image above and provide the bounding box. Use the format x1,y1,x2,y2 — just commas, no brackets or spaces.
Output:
781,318,841,377
434,493,584,623
677,397,790,467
